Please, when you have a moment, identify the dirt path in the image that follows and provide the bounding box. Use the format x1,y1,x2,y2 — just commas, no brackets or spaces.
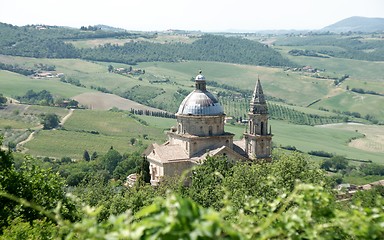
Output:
16,109,75,152
17,131,38,152
61,109,74,125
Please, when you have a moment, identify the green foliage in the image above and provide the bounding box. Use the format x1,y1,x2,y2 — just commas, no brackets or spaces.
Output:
132,194,241,240
184,152,328,213
187,156,234,209
100,148,122,174
138,156,151,184
0,139,77,232
0,217,58,240
352,186,384,208
3,183,384,239
0,93,7,105
276,35,384,61
268,102,344,125
1,144,384,239
82,150,90,161
320,155,349,172
308,150,333,158
41,113,60,129
80,34,294,67
0,62,35,76
113,152,142,180
16,89,54,106
360,163,384,176
0,23,294,67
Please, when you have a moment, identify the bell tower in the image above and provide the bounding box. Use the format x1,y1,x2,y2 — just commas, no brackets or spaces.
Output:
244,78,272,160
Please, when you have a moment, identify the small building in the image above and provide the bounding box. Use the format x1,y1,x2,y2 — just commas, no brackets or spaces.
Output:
34,72,54,78
144,71,272,186
125,173,137,188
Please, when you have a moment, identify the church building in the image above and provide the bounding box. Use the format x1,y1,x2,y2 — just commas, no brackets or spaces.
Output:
144,71,272,185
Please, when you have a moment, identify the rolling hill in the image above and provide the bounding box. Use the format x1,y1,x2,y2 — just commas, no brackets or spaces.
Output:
321,16,384,33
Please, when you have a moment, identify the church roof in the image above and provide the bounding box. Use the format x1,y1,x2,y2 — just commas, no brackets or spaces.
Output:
177,72,224,116
147,142,248,164
146,143,189,162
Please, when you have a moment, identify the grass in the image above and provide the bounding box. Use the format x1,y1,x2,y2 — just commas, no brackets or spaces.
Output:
0,119,34,129
25,130,136,159
63,110,165,140
137,61,333,107
0,70,92,98
342,174,384,185
24,110,166,159
1,54,382,123
27,105,71,118
312,91,384,122
277,46,384,83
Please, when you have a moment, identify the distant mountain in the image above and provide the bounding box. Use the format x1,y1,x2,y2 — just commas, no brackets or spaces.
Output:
321,16,384,33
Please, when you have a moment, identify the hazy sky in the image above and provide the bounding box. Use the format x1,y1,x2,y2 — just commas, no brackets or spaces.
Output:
1,0,383,31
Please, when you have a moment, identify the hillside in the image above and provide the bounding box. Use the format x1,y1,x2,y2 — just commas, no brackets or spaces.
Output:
321,16,384,33
0,23,294,67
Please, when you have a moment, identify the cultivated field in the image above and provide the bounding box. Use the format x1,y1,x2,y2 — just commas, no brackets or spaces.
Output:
1,44,383,163
73,92,166,112
317,123,384,153
24,109,166,159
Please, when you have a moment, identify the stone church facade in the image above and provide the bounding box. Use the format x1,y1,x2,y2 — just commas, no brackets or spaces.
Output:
144,72,272,185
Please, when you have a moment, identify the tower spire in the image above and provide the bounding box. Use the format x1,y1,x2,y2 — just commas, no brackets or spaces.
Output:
244,77,272,161
251,77,265,105
250,77,267,114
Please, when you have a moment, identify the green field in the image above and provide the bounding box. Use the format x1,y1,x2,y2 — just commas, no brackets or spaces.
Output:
24,109,166,159
312,91,384,121
0,104,70,130
1,43,383,164
0,119,34,129
277,46,384,83
0,70,92,98
1,54,383,123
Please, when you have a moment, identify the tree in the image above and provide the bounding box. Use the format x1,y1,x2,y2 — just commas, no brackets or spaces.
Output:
41,113,60,129
0,137,77,232
138,157,151,184
60,156,72,164
187,155,234,209
0,93,7,106
83,150,90,161
320,159,333,171
91,151,98,160
320,155,349,172
100,149,122,174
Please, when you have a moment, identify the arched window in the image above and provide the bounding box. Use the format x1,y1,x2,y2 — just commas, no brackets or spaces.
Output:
208,126,213,136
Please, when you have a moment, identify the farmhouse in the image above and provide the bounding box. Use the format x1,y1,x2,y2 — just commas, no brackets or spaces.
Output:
144,71,272,185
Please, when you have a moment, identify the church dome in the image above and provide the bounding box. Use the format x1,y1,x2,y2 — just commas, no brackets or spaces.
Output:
177,72,224,116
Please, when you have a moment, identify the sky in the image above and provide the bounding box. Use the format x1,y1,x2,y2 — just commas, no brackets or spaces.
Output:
1,0,384,32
